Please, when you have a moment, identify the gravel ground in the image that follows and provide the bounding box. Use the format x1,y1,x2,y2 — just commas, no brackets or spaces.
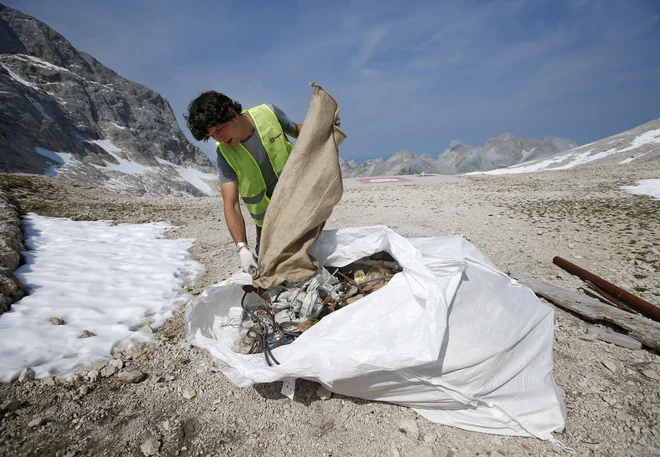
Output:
0,161,659,457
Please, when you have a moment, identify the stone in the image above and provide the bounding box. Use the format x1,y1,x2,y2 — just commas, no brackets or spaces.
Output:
143,325,155,334
0,400,21,413
398,419,420,440
317,384,332,400
641,370,660,381
183,388,197,399
602,360,617,373
18,368,35,383
28,416,47,427
101,365,118,378
588,327,642,350
78,330,96,339
79,385,90,395
140,438,161,456
87,369,101,382
50,317,65,325
41,377,56,386
109,359,124,370
118,370,146,384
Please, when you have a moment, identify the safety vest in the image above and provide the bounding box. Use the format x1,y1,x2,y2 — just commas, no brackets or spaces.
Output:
217,104,293,227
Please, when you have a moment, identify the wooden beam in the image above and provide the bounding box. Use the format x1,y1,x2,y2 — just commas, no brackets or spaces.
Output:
510,272,660,352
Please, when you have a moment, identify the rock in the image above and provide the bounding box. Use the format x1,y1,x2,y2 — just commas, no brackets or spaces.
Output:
78,330,96,338
398,419,420,440
101,365,118,378
423,433,437,444
317,384,332,400
79,385,90,395
641,370,660,381
109,359,124,370
118,370,146,384
41,377,56,386
140,438,161,456
28,416,47,427
50,317,66,325
162,419,171,431
0,6,213,197
182,388,197,399
0,400,21,413
143,325,155,334
588,326,642,350
602,360,617,373
87,370,101,382
18,368,35,383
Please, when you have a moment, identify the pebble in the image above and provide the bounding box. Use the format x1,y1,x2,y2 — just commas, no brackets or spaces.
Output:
398,418,420,440
87,369,101,382
78,330,96,338
28,416,47,428
316,384,332,400
183,387,197,399
118,370,147,383
19,368,35,383
641,370,660,381
602,360,617,373
50,317,66,325
140,438,161,456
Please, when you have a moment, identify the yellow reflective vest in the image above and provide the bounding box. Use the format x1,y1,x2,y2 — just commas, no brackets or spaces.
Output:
217,104,293,227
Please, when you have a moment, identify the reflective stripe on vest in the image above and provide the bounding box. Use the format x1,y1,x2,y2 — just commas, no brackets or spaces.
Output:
217,104,293,227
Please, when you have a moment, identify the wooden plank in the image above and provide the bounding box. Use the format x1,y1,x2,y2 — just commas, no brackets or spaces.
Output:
510,272,660,352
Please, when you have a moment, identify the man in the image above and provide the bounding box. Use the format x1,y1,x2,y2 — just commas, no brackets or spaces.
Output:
185,91,302,274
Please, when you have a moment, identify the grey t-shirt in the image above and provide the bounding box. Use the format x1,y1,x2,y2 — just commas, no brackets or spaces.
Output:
216,104,297,198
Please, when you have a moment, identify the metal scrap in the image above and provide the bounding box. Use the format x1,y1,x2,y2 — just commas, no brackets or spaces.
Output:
235,252,399,364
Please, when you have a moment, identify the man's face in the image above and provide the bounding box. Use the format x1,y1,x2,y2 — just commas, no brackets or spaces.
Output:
208,112,240,145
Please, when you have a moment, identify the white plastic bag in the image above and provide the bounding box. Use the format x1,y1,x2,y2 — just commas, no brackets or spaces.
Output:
186,226,565,439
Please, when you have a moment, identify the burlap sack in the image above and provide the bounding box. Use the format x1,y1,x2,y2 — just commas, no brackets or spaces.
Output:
252,84,346,289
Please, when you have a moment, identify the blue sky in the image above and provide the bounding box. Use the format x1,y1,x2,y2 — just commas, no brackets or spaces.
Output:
5,0,660,163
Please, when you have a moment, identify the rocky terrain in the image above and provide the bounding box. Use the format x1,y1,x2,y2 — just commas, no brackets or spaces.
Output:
0,158,658,457
340,134,577,177
0,4,215,197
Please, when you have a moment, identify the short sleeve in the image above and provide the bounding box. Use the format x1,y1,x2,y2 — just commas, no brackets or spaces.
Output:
268,104,297,136
215,148,238,183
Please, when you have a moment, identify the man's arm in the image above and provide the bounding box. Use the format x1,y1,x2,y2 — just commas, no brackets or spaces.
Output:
220,181,247,246
290,123,303,139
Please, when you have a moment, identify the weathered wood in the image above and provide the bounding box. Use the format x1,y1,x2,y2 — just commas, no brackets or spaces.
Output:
510,272,660,352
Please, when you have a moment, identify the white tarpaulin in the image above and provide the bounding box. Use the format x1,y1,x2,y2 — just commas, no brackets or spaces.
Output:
186,225,566,440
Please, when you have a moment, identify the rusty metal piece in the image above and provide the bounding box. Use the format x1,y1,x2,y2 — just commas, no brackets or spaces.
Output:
553,256,660,323
581,287,618,307
584,280,635,314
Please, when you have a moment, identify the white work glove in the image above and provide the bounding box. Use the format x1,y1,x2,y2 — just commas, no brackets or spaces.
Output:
238,245,261,274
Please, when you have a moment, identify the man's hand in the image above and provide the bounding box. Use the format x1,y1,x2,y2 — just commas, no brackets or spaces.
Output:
238,246,261,274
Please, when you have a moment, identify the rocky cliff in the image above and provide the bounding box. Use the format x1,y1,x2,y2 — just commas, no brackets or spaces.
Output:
0,4,218,197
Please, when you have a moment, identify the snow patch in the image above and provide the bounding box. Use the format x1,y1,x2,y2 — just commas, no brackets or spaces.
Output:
34,147,73,176
620,179,660,200
156,158,220,196
0,214,204,382
90,139,149,174
618,128,660,153
0,62,40,90
22,55,71,72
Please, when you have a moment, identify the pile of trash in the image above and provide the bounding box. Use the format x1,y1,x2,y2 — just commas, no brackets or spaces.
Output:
234,254,400,365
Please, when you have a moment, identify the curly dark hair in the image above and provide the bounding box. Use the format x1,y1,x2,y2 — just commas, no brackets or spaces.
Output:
184,91,243,141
